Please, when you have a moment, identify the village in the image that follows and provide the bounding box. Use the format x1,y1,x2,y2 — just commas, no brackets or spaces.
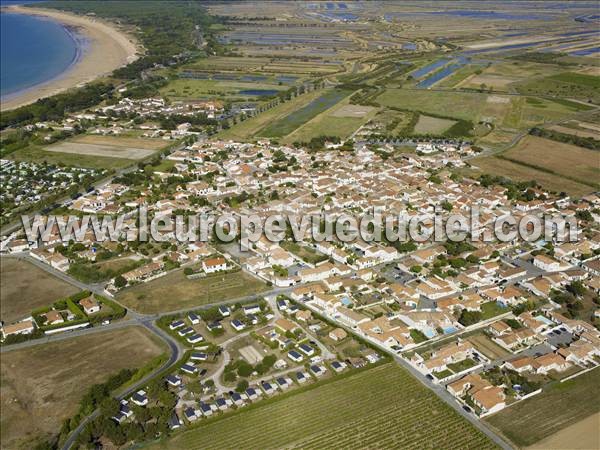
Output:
1,135,599,432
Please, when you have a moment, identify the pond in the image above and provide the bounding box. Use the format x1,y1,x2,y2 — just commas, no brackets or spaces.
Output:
239,89,279,97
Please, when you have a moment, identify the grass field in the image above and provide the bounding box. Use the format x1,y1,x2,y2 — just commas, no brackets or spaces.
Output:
0,258,79,323
218,88,326,141
150,363,497,449
259,89,350,138
485,367,600,448
46,134,165,160
117,270,268,314
0,327,166,449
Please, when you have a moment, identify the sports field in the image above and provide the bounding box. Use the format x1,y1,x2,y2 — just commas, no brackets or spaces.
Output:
117,269,268,314
485,367,600,448
0,327,166,450
0,258,78,324
149,363,497,450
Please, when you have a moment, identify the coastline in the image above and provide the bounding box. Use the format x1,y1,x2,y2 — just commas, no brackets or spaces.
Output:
0,5,139,111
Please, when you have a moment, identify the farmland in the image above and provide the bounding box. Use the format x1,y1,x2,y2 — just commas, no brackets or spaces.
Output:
0,257,78,324
0,327,166,450
485,367,600,448
501,135,600,189
149,363,496,450
259,89,351,138
515,71,600,102
284,98,377,143
160,78,287,102
116,269,268,314
46,134,167,160
468,154,595,197
218,88,326,141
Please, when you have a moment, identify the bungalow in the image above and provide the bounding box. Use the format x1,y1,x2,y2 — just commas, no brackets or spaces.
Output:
336,306,370,328
331,361,347,373
472,386,506,415
203,257,227,273
299,343,315,356
190,352,208,361
296,371,309,383
296,310,312,322
503,356,536,374
276,298,288,311
188,312,200,325
178,327,194,336
288,350,303,363
261,381,275,395
219,305,231,317
1,320,35,338
166,374,182,387
170,320,185,330
245,387,259,400
231,319,246,331
533,254,561,272
44,310,64,326
276,377,291,390
534,352,571,375
329,328,347,341
230,392,245,406
131,390,148,407
184,407,199,422
181,363,197,375
274,318,298,334
169,412,183,429
310,364,326,377
80,296,101,315
215,397,229,411
187,333,204,344
243,305,261,315
488,320,512,337
199,402,213,416
206,321,222,332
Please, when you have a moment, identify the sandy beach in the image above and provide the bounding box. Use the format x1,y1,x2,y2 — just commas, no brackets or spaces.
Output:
1,5,139,111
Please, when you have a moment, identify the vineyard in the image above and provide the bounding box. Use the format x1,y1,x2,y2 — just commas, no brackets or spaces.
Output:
151,364,497,449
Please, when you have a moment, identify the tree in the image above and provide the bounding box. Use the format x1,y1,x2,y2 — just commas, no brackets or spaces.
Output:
458,310,482,326
114,275,127,288
236,379,249,393
410,265,422,274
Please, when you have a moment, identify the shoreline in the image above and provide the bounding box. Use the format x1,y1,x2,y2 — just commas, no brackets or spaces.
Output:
0,5,139,112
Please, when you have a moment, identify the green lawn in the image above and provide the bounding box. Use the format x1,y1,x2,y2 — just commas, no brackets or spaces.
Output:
149,363,496,449
280,241,328,265
117,269,268,314
480,301,509,320
485,368,600,447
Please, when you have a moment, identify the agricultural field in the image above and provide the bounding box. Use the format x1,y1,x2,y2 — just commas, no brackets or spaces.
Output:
501,135,600,189
468,155,594,197
0,327,166,450
8,144,135,170
45,134,167,160
528,412,600,450
284,98,377,143
0,257,78,324
515,71,600,102
116,269,268,314
413,115,457,134
149,363,496,450
218,88,326,141
159,78,287,102
485,367,600,448
259,89,351,138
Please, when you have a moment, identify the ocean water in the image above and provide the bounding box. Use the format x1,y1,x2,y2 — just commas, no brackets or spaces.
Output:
1,8,80,99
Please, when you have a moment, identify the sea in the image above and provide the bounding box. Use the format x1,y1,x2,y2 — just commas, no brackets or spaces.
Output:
0,0,82,101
